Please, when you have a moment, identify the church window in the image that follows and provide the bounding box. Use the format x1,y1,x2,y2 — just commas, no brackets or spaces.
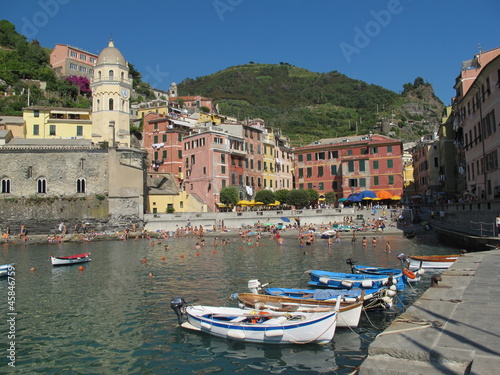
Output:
96,99,100,111
37,178,47,194
98,71,101,79
109,70,114,80
76,178,86,193
121,72,124,80
109,98,114,111
1,178,11,193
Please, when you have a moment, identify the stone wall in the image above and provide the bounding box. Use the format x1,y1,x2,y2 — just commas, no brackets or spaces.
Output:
0,147,109,196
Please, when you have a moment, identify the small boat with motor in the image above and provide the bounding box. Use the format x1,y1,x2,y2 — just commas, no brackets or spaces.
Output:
306,269,404,291
170,297,340,344
347,258,423,284
398,252,463,269
236,291,364,328
50,253,91,266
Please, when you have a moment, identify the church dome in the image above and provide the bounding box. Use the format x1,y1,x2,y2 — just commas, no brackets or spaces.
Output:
96,40,126,66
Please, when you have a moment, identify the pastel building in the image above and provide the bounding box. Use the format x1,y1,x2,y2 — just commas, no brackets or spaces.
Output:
453,48,500,199
50,44,97,79
143,112,193,177
90,40,132,148
23,106,92,140
294,134,403,198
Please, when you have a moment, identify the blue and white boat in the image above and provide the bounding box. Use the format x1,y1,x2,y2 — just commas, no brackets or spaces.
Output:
170,297,340,344
306,269,405,291
0,264,14,277
351,264,422,284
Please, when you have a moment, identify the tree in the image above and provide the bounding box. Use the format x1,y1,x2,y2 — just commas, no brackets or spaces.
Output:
220,186,239,206
325,191,337,204
255,189,275,205
287,189,311,209
307,188,319,202
413,77,425,88
275,189,289,205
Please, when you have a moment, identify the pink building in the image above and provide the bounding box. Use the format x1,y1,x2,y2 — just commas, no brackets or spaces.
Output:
143,112,192,179
50,44,97,79
182,130,231,211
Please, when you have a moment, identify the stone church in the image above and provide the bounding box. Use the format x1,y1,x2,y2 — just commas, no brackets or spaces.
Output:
0,40,146,234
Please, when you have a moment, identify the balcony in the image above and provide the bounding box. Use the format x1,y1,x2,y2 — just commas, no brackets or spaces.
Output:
211,142,230,152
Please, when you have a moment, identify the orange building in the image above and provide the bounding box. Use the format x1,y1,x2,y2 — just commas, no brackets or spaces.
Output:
50,44,97,79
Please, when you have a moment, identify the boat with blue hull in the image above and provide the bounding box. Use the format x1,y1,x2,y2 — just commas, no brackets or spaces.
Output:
306,269,405,291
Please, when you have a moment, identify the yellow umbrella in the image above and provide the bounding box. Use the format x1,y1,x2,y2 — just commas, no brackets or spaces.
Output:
391,195,402,200
267,200,281,206
236,200,250,206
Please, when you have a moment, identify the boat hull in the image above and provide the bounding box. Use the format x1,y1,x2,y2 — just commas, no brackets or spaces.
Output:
352,264,420,284
237,292,363,328
184,305,338,344
307,269,403,291
51,253,91,266
0,264,13,277
408,255,458,269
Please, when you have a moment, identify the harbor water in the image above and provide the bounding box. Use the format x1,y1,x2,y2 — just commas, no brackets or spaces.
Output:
0,231,459,374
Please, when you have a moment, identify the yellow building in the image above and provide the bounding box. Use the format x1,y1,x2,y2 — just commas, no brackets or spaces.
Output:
262,130,276,190
137,104,169,120
23,106,92,139
90,40,132,147
147,174,208,213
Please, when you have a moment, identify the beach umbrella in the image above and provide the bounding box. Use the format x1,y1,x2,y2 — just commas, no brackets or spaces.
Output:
347,193,362,202
391,195,402,200
267,200,280,206
236,200,251,206
281,217,291,222
376,190,393,200
338,198,348,202
359,190,376,199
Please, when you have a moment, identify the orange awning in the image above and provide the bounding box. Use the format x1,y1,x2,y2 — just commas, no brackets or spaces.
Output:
376,190,393,199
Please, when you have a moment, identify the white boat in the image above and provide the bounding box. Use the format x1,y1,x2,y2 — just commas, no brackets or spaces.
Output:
0,264,14,277
50,253,91,266
170,297,340,344
236,292,363,328
399,253,461,269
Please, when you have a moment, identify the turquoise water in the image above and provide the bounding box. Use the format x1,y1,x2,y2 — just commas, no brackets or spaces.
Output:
0,232,457,374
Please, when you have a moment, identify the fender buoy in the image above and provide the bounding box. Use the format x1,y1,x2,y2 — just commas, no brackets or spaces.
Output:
403,268,416,279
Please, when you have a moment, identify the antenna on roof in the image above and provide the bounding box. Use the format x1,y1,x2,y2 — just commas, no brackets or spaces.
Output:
477,43,483,54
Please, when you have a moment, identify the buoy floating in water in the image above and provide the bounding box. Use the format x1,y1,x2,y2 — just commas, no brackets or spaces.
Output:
79,266,84,271
239,247,242,250
161,256,166,261
142,259,147,263
196,253,200,256
212,250,216,254
180,254,184,258
30,267,36,272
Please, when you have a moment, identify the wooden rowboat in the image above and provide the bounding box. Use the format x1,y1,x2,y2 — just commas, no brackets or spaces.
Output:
405,254,461,269
50,253,91,266
237,292,363,328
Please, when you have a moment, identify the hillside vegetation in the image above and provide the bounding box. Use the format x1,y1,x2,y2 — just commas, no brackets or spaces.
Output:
179,63,444,145
0,20,154,116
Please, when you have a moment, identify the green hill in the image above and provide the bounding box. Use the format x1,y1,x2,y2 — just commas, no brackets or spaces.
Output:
179,63,444,145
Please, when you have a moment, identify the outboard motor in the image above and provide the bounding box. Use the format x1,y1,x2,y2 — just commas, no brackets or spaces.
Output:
247,279,269,294
346,258,357,273
170,297,186,325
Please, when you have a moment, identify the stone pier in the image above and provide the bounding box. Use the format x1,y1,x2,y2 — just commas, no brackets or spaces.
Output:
360,250,500,375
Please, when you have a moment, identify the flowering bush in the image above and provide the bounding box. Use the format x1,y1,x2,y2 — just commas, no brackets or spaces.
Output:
65,75,91,96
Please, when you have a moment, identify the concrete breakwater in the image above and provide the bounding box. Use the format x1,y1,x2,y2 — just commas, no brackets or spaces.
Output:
359,249,500,375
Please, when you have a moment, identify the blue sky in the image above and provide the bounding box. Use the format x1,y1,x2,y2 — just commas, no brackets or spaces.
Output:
2,0,499,104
